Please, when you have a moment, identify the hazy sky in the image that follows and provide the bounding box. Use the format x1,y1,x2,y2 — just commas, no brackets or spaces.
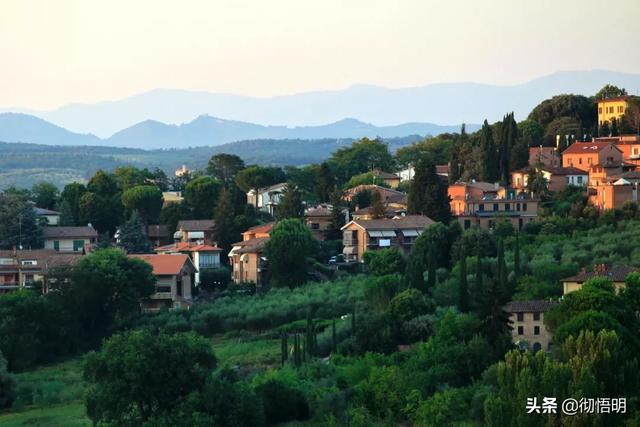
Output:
1,0,639,109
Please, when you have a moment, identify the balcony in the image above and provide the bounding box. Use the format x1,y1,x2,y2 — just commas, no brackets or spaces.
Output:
150,292,173,300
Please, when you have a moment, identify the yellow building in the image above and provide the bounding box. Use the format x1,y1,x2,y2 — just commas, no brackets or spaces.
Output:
598,96,629,128
561,264,637,294
505,300,557,353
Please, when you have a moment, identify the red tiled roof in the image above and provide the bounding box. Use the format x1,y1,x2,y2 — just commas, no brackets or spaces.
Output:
129,254,193,276
562,265,638,283
155,242,222,253
245,222,275,235
562,142,620,155
597,96,630,103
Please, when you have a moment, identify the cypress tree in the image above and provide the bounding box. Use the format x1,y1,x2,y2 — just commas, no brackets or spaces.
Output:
302,336,307,363
332,320,337,353
514,233,521,279
476,250,483,290
370,191,386,219
407,157,451,223
479,120,499,182
281,333,288,366
459,246,469,312
611,117,620,137
427,242,437,290
293,334,301,367
351,308,356,336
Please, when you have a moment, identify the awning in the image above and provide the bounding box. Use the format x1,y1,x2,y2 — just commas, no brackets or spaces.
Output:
380,230,396,237
367,230,384,237
187,231,205,239
401,229,420,237
173,230,183,239
343,246,357,255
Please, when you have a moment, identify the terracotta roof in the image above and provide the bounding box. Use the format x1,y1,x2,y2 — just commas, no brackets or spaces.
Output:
305,204,333,217
155,241,222,253
43,226,97,239
232,237,269,254
128,254,193,275
542,166,588,175
343,215,434,231
177,220,215,232
505,300,557,313
597,95,630,103
245,222,275,235
562,141,621,155
561,265,638,283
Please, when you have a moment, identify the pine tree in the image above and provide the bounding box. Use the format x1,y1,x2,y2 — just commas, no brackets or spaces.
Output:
479,120,499,182
458,245,469,312
117,211,152,254
499,113,518,185
96,231,112,249
407,157,451,223
370,191,385,219
276,185,304,219
58,199,75,226
315,162,335,202
213,188,237,263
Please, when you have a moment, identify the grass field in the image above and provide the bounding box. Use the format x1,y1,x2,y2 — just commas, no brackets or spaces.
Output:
0,332,280,425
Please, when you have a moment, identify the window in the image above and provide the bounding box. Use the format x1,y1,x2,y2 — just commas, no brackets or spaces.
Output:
156,285,171,293
577,176,583,184
73,240,85,251
517,326,524,335
533,312,540,321
522,203,527,211
579,158,582,165
493,203,499,211
21,260,37,266
479,203,485,212
534,326,540,335
53,240,60,251
311,223,320,230
516,203,520,211
464,219,471,230
516,313,524,322
598,107,602,114
505,203,511,211
532,342,542,352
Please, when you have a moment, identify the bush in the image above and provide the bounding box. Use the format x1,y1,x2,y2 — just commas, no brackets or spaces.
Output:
254,379,310,424
0,351,16,409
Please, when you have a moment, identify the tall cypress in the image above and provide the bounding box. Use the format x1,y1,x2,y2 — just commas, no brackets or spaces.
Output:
427,242,437,290
407,157,451,223
479,120,499,182
281,333,288,366
514,233,521,280
459,246,469,312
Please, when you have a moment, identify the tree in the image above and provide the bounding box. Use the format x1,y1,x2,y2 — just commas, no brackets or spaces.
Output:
276,185,304,219
121,185,163,224
611,117,620,136
0,351,15,409
363,248,405,276
595,84,627,100
264,219,315,288
600,120,611,137
344,172,388,189
0,192,43,249
352,189,372,209
59,182,87,226
526,168,548,198
498,113,518,184
327,189,346,240
407,157,451,223
55,249,155,342
315,162,335,202
328,138,395,183
84,329,217,425
184,176,220,219
58,199,75,226
458,246,469,312
479,120,499,182
449,125,466,182
235,165,286,194
117,211,153,254
207,153,245,186
370,190,386,219
513,233,520,279
518,119,544,147
214,188,238,263
31,181,59,210
113,166,155,191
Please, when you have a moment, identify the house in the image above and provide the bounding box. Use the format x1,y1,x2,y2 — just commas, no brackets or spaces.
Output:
246,183,288,215
340,215,434,262
505,300,557,352
228,223,274,286
175,164,190,177
175,220,216,245
562,141,623,172
162,191,184,207
146,224,171,247
352,206,407,221
609,135,640,165
34,207,60,225
561,264,638,294
0,249,82,293
304,204,333,240
597,96,630,129
43,226,97,252
448,181,539,230
129,253,196,312
343,185,408,209
155,241,222,286
529,146,560,168
372,170,401,189
396,165,449,182
512,167,588,192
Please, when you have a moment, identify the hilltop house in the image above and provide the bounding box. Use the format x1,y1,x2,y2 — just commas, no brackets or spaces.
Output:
561,264,638,294
598,96,630,129
175,220,216,245
155,241,222,286
529,146,560,168
511,166,588,193
34,207,60,225
229,223,274,286
304,204,333,240
505,300,557,352
43,226,97,253
448,181,538,230
372,170,401,189
562,141,623,172
343,185,408,209
0,249,82,293
246,183,288,215
340,215,433,262
129,253,196,312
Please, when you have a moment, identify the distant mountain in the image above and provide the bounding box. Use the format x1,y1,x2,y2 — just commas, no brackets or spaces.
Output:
4,69,640,138
0,113,101,146
0,113,471,149
106,116,473,149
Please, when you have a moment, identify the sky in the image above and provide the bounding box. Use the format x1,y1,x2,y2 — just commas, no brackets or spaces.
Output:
1,0,639,110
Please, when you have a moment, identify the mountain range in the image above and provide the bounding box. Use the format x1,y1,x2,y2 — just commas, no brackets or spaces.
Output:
3,69,640,140
0,113,472,149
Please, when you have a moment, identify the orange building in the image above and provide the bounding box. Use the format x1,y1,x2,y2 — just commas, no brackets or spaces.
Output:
228,223,274,286
588,181,635,211
529,146,560,168
448,181,538,230
562,141,622,172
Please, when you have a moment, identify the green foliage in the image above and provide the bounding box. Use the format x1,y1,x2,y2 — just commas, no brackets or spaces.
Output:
184,176,220,219
479,119,499,182
59,182,86,226
213,188,238,260
275,185,304,219
0,351,16,409
207,153,245,186
328,138,394,183
234,165,286,193
389,288,431,327
254,378,310,424
117,210,153,254
344,172,388,190
363,248,405,276
265,219,316,288
84,329,217,425
121,185,163,224
31,181,59,210
0,191,43,249
595,84,627,100
396,134,454,168
407,157,451,223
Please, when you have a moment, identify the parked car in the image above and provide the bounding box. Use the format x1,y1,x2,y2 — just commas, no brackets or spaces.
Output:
328,254,345,264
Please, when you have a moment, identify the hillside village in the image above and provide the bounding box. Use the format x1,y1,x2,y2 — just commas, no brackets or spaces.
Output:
2,85,640,425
